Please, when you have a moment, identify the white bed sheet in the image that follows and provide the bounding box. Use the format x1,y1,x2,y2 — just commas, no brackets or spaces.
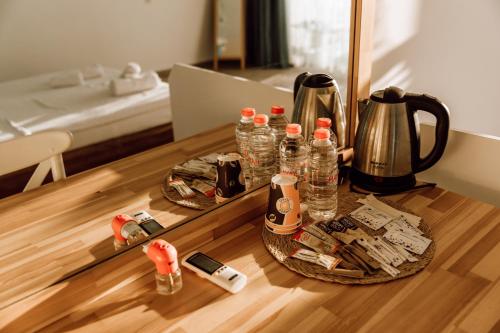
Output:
0,67,172,150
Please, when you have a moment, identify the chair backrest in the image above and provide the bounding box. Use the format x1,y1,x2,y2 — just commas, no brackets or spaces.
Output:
418,124,500,207
169,63,294,141
0,130,73,191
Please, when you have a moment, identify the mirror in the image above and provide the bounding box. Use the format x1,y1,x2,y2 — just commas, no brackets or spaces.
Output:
0,0,354,309
214,0,246,70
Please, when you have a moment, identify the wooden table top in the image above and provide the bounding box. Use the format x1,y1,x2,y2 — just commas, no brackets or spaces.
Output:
1,180,498,332
0,124,238,309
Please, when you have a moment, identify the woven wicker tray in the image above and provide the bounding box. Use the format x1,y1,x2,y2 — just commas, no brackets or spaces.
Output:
262,190,436,285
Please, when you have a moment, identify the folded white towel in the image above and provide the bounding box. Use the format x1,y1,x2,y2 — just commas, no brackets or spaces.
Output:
82,64,104,79
121,62,142,79
110,71,160,96
50,71,84,88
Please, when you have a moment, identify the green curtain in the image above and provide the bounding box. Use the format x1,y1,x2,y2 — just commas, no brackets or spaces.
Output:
246,0,290,68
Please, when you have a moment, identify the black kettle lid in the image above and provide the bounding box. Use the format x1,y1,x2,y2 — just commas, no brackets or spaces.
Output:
371,86,405,103
302,73,334,88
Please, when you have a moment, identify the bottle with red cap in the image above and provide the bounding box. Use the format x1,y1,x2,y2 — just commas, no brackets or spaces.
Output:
307,128,338,221
112,214,148,250
235,107,256,188
279,123,307,199
249,114,276,187
310,118,337,147
268,106,289,170
144,239,183,295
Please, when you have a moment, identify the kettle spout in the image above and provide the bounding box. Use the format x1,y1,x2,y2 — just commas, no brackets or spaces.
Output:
357,98,369,117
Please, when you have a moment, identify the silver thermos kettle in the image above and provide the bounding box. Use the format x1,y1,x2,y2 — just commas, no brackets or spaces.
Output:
351,86,450,193
292,72,347,149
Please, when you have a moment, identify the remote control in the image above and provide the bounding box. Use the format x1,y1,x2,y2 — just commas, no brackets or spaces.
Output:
181,251,247,294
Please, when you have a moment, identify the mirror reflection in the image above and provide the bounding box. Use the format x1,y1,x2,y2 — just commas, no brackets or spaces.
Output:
0,0,352,308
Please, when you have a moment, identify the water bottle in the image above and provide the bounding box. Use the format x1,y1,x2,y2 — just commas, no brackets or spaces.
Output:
235,107,255,188
308,118,337,148
280,124,307,199
307,128,338,221
249,114,276,187
268,106,289,170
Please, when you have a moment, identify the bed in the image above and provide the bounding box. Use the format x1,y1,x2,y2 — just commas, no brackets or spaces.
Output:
0,67,173,197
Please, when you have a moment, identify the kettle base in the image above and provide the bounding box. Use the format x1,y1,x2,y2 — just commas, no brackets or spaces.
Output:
350,168,416,194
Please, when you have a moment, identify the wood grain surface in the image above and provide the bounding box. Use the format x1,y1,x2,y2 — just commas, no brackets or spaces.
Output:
1,182,499,333
0,124,237,309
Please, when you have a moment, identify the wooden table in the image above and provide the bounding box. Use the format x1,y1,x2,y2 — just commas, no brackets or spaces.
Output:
1,175,499,332
2,122,500,332
0,124,238,309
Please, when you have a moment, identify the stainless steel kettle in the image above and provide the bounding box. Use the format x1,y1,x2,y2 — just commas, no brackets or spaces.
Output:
351,86,450,193
292,72,347,149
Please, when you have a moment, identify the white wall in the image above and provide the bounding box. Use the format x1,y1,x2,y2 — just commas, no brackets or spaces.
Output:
370,0,500,138
0,0,213,82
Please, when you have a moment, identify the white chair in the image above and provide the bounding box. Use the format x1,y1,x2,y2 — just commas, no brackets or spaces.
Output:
418,124,500,207
169,63,294,140
0,130,73,191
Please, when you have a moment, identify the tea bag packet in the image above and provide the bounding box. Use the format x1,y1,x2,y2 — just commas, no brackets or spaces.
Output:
383,230,432,255
357,194,421,227
349,204,393,230
170,179,196,199
293,230,341,254
290,248,342,270
372,236,405,267
385,215,423,236
392,243,419,263
197,153,220,164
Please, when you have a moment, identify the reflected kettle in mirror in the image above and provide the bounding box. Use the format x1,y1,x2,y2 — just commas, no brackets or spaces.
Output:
292,72,347,150
351,86,450,193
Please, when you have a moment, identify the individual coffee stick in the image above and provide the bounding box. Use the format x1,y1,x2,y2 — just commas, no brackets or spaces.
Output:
329,268,365,278
337,247,375,275
302,223,345,246
190,179,215,197
290,248,342,270
170,178,196,199
293,230,341,254
344,244,381,270
366,250,400,277
374,236,406,267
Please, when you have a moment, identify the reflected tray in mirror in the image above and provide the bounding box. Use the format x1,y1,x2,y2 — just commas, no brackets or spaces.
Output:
161,170,216,210
160,152,229,210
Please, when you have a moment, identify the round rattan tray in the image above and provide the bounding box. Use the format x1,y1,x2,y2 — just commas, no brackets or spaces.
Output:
262,190,435,284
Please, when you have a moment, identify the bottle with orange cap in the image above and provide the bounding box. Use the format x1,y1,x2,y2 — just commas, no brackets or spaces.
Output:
235,107,256,188
112,214,148,250
307,128,338,221
279,123,307,199
310,118,337,148
249,114,276,187
268,106,289,170
143,239,183,295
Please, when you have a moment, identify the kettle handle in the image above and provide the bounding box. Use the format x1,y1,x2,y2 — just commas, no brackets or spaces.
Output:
293,72,311,101
405,93,450,173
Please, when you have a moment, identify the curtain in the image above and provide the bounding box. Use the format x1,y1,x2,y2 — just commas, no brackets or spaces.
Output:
286,0,351,76
246,0,290,68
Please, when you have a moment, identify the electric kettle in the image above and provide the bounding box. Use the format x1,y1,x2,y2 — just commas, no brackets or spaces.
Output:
351,86,450,193
292,72,347,149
